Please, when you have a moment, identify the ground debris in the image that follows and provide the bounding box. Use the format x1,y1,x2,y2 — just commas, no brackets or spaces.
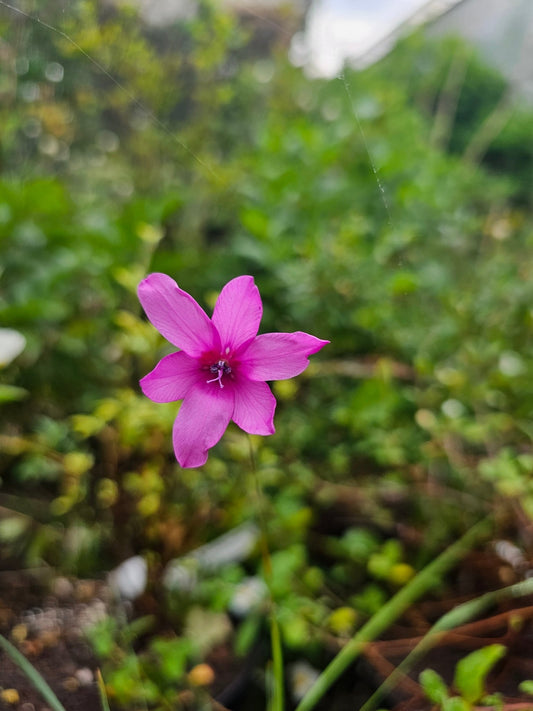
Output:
0,571,106,711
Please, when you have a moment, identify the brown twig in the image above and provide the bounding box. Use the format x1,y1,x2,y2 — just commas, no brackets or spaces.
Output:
370,605,533,657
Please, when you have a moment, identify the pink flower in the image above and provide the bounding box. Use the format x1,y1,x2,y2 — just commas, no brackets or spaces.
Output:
138,273,329,468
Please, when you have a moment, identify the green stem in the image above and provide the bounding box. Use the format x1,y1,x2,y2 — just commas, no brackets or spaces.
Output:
295,516,493,711
269,608,284,711
360,576,533,711
0,633,68,711
248,435,284,711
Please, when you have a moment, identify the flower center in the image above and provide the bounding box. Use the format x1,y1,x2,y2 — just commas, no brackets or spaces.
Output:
206,359,232,388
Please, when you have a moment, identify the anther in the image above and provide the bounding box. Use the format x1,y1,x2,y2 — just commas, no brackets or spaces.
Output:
206,360,231,388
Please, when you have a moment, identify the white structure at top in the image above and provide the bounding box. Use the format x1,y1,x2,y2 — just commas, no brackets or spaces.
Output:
301,0,436,77
426,0,533,100
302,0,533,99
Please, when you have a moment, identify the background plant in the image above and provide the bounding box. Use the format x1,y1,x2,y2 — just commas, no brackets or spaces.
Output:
1,1,533,708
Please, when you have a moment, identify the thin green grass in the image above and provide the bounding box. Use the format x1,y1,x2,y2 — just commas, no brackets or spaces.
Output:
294,517,493,711
0,632,68,711
97,669,111,711
361,576,533,711
0,633,114,711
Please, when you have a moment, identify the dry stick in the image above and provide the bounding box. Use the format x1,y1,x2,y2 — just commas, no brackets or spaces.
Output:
360,577,533,711
430,49,469,151
463,91,514,165
363,645,422,697
370,604,533,655
294,517,493,711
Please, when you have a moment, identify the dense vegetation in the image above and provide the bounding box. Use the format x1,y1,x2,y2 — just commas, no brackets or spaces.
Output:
1,1,533,709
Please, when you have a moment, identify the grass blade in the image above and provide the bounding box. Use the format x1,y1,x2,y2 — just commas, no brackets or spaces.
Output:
294,516,493,711
96,669,111,711
361,577,533,711
0,632,68,711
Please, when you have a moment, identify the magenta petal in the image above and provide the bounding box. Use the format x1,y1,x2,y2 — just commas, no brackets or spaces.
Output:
212,276,263,350
138,273,219,356
140,351,201,403
240,332,329,381
172,383,234,468
232,378,276,435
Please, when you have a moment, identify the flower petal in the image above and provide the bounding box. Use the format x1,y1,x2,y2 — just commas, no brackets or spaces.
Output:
212,276,263,351
140,351,201,403
232,378,276,435
172,383,234,468
239,332,329,381
138,273,219,356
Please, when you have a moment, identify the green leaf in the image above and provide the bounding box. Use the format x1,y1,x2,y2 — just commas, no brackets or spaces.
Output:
234,613,262,657
0,516,29,542
0,384,28,403
481,692,503,710
443,696,470,711
518,680,533,696
453,644,507,704
120,615,155,646
419,668,449,705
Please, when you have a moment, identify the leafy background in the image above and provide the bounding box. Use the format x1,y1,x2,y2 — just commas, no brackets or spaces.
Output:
1,1,533,708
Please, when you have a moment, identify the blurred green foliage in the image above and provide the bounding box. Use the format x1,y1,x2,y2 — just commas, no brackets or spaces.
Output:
1,0,533,706
420,644,507,710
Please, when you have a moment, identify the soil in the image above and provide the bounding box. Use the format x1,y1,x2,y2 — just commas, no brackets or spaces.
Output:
2,549,533,711
0,571,104,711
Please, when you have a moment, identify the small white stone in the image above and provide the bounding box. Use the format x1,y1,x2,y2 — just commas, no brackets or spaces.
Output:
75,667,94,686
163,523,259,592
229,577,268,618
52,576,74,600
0,328,26,367
192,522,259,571
108,556,147,600
163,561,198,592
289,661,320,702
494,540,525,569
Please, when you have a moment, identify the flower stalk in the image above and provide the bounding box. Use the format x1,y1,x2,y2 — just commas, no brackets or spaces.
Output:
248,435,285,711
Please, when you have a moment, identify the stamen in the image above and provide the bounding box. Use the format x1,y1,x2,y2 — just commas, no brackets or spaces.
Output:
206,360,231,388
